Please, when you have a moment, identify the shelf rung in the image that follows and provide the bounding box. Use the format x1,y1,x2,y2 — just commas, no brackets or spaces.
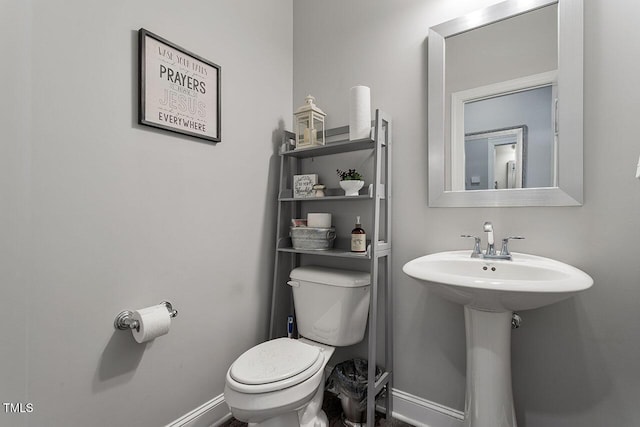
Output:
277,246,371,259
376,242,391,252
280,194,372,202
279,184,384,201
282,138,375,158
374,371,391,394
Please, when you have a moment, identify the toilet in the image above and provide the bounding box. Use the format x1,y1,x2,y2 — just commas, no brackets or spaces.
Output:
224,266,371,427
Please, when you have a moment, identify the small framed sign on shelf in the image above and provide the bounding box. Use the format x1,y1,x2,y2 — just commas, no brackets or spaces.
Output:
293,174,318,198
138,28,221,143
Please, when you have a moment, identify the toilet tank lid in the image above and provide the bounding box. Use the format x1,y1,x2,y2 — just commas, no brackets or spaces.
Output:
290,266,370,287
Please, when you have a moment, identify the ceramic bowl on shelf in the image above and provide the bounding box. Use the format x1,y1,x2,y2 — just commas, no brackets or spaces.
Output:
339,180,364,196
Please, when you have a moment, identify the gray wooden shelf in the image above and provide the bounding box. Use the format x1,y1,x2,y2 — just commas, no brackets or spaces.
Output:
277,247,372,259
276,237,373,259
282,137,376,159
269,110,393,427
279,184,385,201
279,195,372,201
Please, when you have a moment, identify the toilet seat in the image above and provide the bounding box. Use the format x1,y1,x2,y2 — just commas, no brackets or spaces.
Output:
226,338,324,394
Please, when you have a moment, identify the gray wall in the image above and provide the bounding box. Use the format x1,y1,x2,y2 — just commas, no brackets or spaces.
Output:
1,1,31,416
464,137,491,190
0,1,291,426
294,0,640,426
445,4,557,93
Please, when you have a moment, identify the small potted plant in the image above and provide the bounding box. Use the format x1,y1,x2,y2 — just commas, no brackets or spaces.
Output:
337,168,365,196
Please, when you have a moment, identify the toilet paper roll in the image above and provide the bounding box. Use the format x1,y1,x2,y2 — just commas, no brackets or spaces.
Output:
132,305,171,343
349,86,371,141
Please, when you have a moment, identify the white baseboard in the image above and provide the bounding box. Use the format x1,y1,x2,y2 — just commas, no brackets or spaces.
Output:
388,389,464,427
169,388,463,427
165,394,231,427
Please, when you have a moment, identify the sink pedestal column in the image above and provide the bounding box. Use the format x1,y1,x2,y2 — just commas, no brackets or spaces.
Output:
463,306,517,427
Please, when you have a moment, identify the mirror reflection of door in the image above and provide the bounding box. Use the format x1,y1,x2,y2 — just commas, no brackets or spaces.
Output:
462,85,553,190
494,144,517,189
464,126,526,190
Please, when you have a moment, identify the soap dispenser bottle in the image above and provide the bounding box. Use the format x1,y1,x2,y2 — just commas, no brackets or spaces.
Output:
351,216,366,253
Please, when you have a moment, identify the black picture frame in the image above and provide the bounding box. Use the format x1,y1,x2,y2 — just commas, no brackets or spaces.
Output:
138,28,221,143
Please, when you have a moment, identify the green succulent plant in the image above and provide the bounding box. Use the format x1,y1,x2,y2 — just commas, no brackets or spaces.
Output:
336,168,363,181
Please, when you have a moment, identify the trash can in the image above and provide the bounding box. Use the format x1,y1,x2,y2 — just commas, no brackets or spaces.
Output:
326,358,382,426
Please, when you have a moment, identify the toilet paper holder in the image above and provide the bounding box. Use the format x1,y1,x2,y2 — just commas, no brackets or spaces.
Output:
114,301,178,332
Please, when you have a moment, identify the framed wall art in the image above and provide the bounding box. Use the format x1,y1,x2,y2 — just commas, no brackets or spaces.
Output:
139,28,221,143
293,174,318,198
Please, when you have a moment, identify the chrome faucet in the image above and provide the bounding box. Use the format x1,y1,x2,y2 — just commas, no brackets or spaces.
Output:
483,221,496,256
461,222,525,260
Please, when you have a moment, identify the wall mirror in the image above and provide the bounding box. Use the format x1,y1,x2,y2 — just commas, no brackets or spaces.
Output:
428,0,583,207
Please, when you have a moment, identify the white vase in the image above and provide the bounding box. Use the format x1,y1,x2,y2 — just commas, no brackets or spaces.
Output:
339,180,364,196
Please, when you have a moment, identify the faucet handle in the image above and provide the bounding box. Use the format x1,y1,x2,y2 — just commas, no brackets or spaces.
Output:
500,236,525,256
461,235,482,258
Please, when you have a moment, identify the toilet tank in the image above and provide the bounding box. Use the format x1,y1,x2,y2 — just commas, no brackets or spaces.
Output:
288,266,370,347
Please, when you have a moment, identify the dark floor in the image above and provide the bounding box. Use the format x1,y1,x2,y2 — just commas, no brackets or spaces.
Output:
221,392,415,427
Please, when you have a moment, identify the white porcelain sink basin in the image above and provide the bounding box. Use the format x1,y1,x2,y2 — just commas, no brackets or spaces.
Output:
402,250,593,311
403,250,593,427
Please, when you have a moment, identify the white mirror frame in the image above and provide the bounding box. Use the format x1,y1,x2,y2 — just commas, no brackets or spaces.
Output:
428,0,583,207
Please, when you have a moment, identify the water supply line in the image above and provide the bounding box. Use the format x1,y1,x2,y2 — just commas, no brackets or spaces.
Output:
511,313,522,329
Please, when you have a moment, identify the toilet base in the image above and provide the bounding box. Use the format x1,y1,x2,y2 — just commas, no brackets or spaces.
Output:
243,371,329,427
245,408,328,427
244,396,328,427
247,412,299,427
299,372,329,427
300,409,328,427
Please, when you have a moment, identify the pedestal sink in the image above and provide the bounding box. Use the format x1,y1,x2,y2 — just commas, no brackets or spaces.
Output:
403,250,593,427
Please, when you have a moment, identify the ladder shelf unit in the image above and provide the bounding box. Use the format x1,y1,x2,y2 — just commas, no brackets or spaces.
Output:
268,109,393,426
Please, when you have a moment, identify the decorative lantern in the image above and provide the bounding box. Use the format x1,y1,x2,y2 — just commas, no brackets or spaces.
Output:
294,95,326,149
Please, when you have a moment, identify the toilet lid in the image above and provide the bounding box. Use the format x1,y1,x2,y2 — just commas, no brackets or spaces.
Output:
229,338,321,385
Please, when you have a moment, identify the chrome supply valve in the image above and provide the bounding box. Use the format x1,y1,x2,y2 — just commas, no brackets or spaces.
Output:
460,235,482,258
512,313,522,329
500,236,525,257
